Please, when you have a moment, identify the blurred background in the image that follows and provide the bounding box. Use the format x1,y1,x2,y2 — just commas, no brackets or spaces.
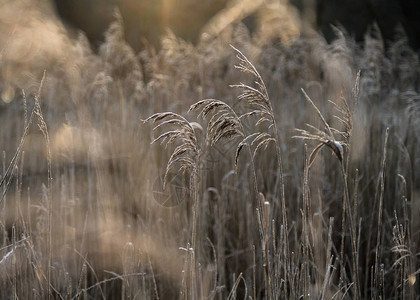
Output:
1,0,419,101
53,0,420,50
2,0,418,51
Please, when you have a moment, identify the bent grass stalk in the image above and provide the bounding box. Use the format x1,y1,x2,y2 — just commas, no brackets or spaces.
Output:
294,72,361,298
143,112,200,298
190,46,291,298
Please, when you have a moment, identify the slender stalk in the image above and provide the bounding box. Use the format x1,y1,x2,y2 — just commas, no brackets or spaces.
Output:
340,162,359,299
190,167,199,299
374,128,389,298
35,93,53,300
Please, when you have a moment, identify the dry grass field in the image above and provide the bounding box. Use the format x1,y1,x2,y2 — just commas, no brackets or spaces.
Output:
0,1,419,299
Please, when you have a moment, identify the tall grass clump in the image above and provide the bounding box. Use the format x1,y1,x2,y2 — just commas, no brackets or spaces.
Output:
143,112,201,298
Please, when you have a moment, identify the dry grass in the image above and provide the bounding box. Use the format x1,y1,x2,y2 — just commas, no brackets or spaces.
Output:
0,3,419,299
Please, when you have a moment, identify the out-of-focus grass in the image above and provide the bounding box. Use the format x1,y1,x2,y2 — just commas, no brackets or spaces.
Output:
0,1,419,299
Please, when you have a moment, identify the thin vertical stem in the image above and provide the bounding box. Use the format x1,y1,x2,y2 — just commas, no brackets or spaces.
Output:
374,128,389,298
12,226,17,299
190,167,199,299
